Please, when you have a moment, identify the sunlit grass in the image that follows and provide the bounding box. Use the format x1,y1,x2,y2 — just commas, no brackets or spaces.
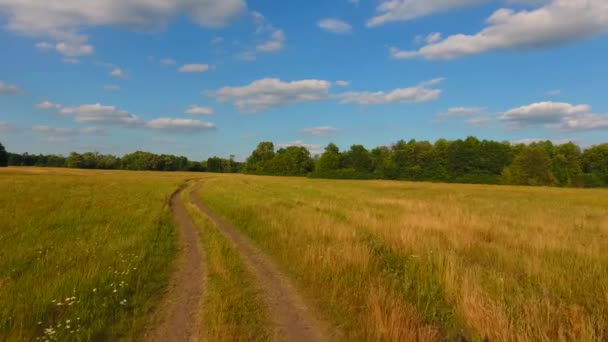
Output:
199,174,608,341
0,167,195,341
182,187,271,341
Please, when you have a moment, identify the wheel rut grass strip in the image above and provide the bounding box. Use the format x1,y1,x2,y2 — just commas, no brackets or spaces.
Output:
190,184,334,342
140,183,205,342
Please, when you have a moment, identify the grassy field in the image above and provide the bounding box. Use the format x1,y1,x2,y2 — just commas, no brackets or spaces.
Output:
0,167,194,341
182,188,271,341
2,167,608,341
199,174,608,341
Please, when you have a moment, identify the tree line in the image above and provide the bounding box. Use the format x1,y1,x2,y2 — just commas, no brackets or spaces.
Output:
243,138,608,187
0,145,241,173
1,138,607,187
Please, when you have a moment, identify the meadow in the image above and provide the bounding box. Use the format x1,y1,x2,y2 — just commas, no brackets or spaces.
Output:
199,174,608,341
0,168,192,341
2,167,607,341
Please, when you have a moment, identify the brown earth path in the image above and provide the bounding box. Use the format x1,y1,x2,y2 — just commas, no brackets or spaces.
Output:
190,184,337,342
140,185,205,342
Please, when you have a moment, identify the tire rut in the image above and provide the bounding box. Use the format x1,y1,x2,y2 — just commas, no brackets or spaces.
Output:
141,185,205,342
190,184,334,342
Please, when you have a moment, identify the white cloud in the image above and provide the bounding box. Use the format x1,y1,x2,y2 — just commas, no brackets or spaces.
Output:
110,68,126,78
500,101,608,131
415,32,442,44
301,126,339,136
179,64,210,73
103,85,120,92
546,89,561,96
213,78,332,112
390,0,608,60
145,118,215,133
161,58,176,65
60,103,142,126
0,81,21,94
35,41,53,50
466,116,492,126
79,127,107,136
32,125,76,136
335,80,351,87
349,0,360,6
277,140,323,154
185,105,214,115
256,29,285,52
439,106,486,116
0,0,246,57
55,41,94,56
318,18,353,34
338,78,444,105
36,101,62,109
367,0,484,27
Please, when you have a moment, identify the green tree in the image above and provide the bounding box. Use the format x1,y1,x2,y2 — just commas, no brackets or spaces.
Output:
245,142,275,174
582,144,608,186
314,143,342,176
271,146,314,176
0,142,7,167
501,146,557,186
344,144,373,174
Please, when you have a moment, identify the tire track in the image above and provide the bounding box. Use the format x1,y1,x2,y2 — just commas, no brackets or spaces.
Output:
141,185,205,342
189,184,335,342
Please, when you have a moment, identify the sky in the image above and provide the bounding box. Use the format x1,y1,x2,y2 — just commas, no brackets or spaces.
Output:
1,0,608,161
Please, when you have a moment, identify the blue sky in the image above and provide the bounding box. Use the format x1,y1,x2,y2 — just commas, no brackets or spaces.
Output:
1,0,607,160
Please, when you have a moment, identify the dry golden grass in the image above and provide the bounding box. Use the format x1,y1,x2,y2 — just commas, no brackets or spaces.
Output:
199,174,608,341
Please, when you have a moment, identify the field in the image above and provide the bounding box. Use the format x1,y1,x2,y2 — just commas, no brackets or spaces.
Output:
1,167,607,341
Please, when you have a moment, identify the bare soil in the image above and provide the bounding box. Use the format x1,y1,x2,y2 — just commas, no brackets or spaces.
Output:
140,186,205,342
190,185,336,342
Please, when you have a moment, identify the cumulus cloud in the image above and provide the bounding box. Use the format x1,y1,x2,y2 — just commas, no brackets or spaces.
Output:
368,0,484,27
145,118,215,133
415,32,442,44
0,0,246,56
277,140,323,154
500,101,608,131
318,18,353,34
256,29,285,52
390,0,608,60
185,106,214,116
178,64,210,73
301,126,339,136
161,58,176,65
60,103,142,126
213,78,332,112
36,101,62,109
439,106,486,117
245,11,286,56
335,80,351,87
31,125,107,142
110,68,126,78
338,78,444,105
0,81,21,94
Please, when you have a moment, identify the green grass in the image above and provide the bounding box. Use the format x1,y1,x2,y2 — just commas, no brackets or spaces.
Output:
0,167,193,341
199,174,608,341
182,187,271,341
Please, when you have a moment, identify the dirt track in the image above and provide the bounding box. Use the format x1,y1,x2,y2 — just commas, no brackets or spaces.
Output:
141,183,334,341
140,186,205,342
190,185,333,342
